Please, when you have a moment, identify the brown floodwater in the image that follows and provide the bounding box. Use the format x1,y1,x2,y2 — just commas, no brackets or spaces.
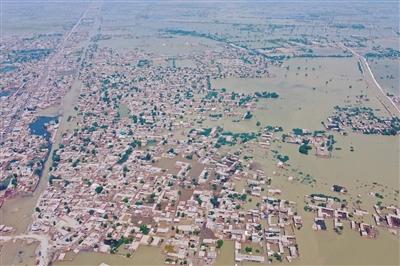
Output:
215,240,235,266
0,240,38,266
208,57,399,265
55,246,164,266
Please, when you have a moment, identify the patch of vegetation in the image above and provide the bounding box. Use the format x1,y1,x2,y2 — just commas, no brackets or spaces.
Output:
277,154,289,162
95,186,103,194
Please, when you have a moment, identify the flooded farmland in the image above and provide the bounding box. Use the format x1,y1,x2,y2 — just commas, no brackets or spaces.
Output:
55,246,164,266
207,57,399,265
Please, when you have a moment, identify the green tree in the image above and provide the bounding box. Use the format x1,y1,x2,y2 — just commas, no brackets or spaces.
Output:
299,144,312,155
140,224,150,235
95,186,103,194
216,239,224,248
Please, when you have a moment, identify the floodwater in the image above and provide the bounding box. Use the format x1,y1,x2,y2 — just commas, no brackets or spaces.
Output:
55,246,164,266
215,240,235,266
368,58,400,96
29,116,58,140
209,57,399,199
0,240,38,266
211,57,392,129
98,35,219,57
118,103,130,118
208,57,399,265
293,223,399,265
154,155,204,178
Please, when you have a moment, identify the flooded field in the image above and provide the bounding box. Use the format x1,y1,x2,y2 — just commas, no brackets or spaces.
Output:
206,57,399,265
99,35,219,57
208,57,399,188
293,224,399,265
154,155,204,178
368,58,400,96
211,57,391,129
56,246,164,266
0,240,38,266
215,240,235,266
2,2,88,36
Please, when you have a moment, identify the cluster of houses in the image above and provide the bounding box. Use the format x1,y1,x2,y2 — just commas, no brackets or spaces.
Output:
304,189,400,239
0,107,61,208
262,197,301,263
323,106,400,135
282,128,335,158
372,204,400,234
0,9,95,206
23,34,304,265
